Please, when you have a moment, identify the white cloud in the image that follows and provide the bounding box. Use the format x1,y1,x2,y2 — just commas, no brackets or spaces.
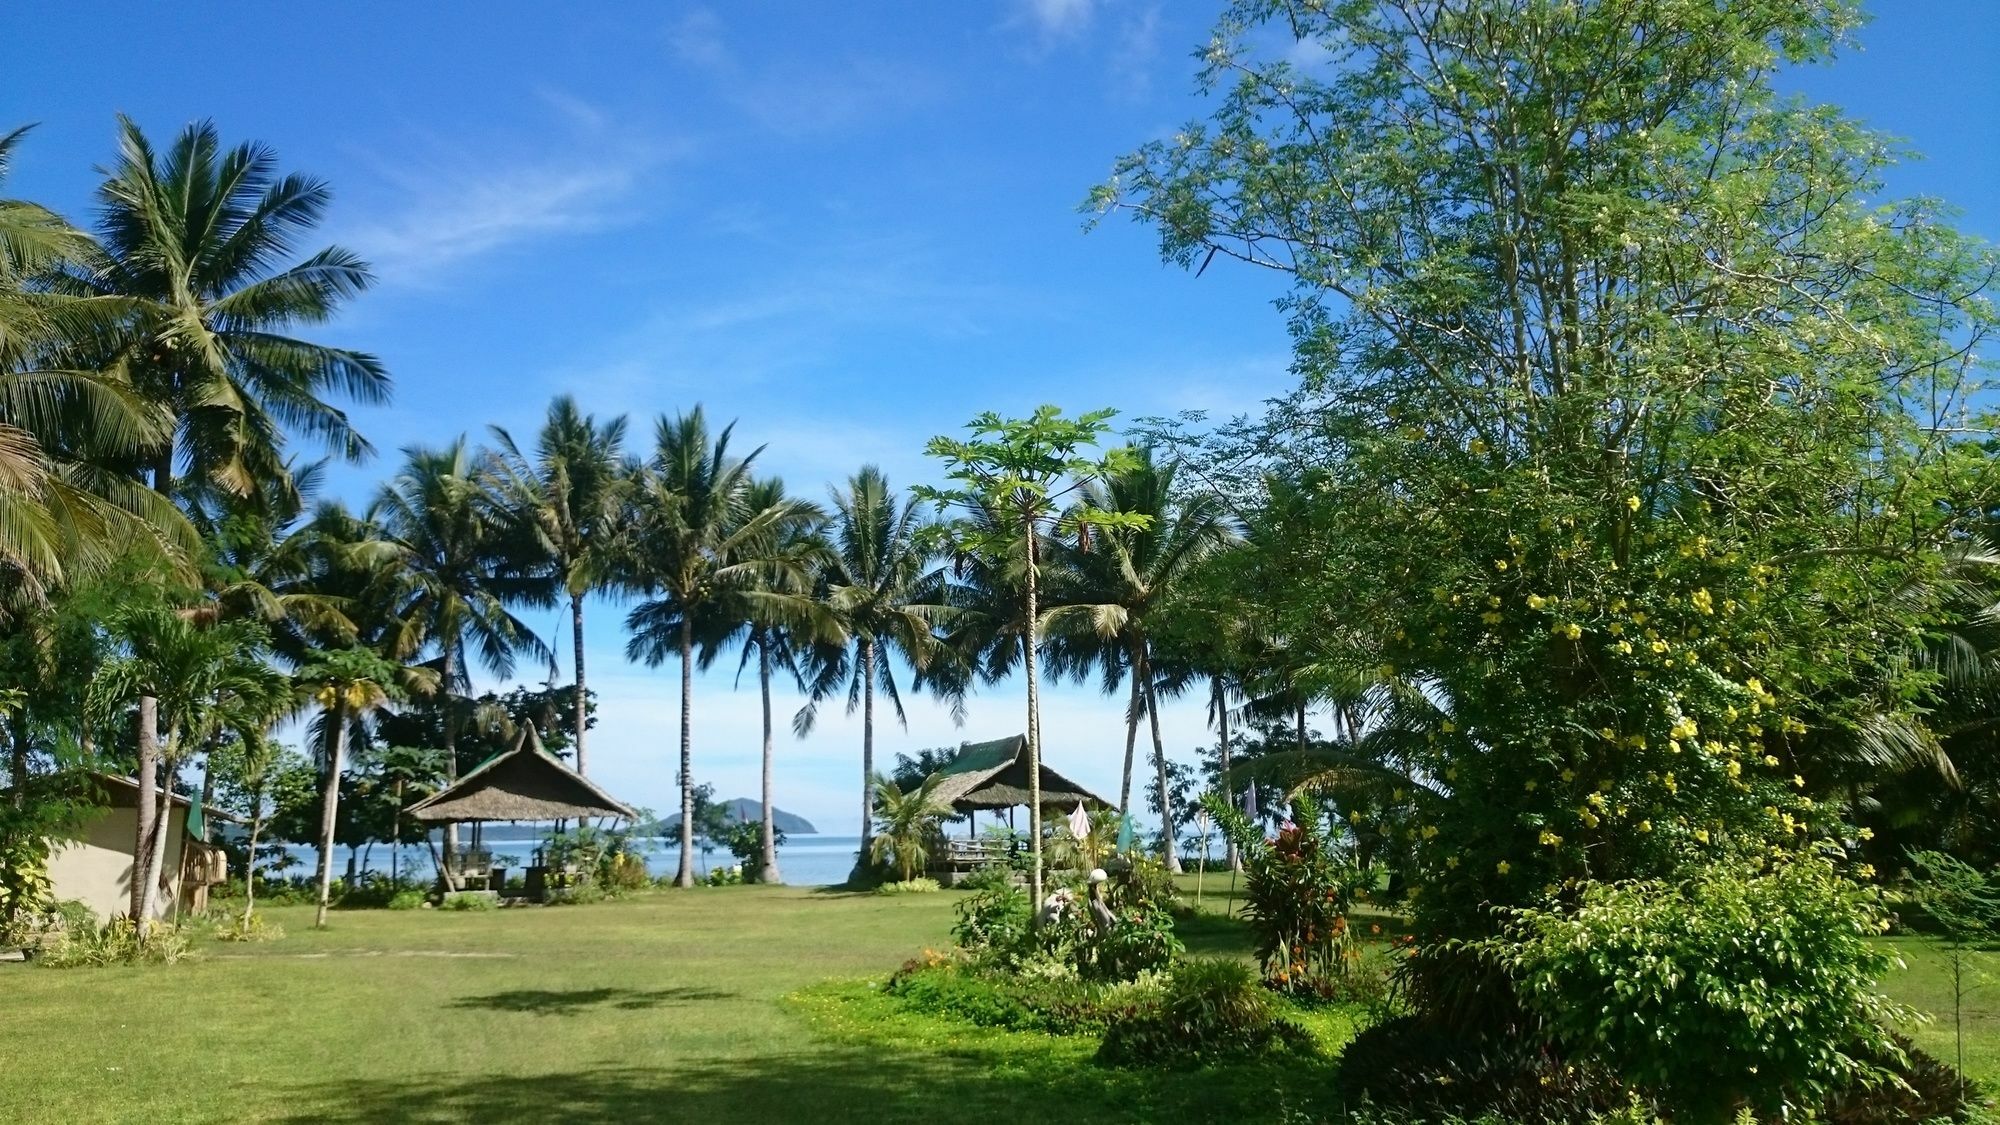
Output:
1109,5,1163,101
666,7,940,139
1021,0,1098,42
333,96,677,287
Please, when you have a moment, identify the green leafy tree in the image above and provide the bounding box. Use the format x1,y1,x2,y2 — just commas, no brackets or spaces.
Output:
88,609,287,931
623,408,819,886
869,770,946,884
69,117,387,916
487,396,633,775
705,477,830,885
1044,447,1235,870
917,406,1146,912
797,466,950,872
295,645,424,928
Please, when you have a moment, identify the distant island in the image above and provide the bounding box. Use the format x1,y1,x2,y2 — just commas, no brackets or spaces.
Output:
652,799,818,836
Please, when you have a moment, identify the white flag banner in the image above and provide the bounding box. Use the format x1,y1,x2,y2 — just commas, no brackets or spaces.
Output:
1067,802,1090,842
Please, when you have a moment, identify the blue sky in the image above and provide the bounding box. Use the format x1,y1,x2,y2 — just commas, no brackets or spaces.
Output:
8,2,1997,835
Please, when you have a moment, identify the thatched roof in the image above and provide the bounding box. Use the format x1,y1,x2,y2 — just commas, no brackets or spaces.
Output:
406,725,637,823
926,735,1112,812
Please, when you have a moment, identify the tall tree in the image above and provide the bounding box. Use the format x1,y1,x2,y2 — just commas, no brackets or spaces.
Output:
1045,448,1234,872
295,645,419,928
370,439,548,870
623,408,817,887
797,466,951,875
704,478,830,884
487,396,632,775
87,609,287,932
918,407,1144,914
74,117,387,916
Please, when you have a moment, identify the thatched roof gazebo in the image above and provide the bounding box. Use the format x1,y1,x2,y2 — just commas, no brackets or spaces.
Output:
406,724,637,897
928,735,1112,815
407,724,637,825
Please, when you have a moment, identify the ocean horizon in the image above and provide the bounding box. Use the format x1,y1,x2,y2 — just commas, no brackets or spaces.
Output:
271,834,870,888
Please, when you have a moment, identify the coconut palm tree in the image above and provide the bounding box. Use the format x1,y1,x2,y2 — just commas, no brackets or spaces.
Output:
796,467,953,871
86,609,288,932
868,770,946,884
701,477,832,884
486,396,633,775
1043,448,1235,873
623,408,819,887
296,645,420,928
0,124,185,608
76,116,388,502
66,117,388,909
370,439,550,864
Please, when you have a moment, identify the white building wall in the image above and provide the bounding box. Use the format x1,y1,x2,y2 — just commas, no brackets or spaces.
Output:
44,804,190,923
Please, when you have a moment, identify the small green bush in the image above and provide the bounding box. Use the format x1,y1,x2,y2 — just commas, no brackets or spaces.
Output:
875,877,941,895
886,958,1162,1037
953,885,1032,957
1097,957,1315,1067
704,865,744,887
386,890,427,911
955,865,1014,892
38,918,192,968
605,852,651,892
1486,853,1908,1117
441,892,496,912
547,884,607,906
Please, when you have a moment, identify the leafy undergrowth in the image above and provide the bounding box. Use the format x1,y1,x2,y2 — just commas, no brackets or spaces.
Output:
791,977,1364,1121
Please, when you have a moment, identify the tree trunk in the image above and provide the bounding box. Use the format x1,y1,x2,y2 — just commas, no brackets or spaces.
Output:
857,637,878,879
1023,517,1045,916
1217,675,1239,872
133,450,171,926
675,616,696,888
757,637,781,884
1296,700,1307,753
1117,666,1141,815
313,702,349,928
1143,644,1183,874
440,648,461,893
137,740,176,930
242,808,262,924
197,752,216,843
571,592,589,775
392,779,403,886
8,709,27,802
131,698,159,927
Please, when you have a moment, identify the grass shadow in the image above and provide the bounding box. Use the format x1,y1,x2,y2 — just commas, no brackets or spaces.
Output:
449,986,737,1015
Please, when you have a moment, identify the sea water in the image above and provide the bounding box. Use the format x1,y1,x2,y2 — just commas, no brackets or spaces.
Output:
271,835,868,888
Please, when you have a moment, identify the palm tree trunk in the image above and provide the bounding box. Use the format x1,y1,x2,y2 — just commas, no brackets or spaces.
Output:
313,703,349,928
1216,675,1239,872
571,592,589,775
197,751,216,843
1023,518,1045,916
137,740,176,930
392,779,403,886
757,637,781,884
859,637,877,876
675,616,696,888
1118,667,1141,815
440,648,460,892
133,451,171,926
131,699,159,927
1142,644,1182,874
242,805,261,924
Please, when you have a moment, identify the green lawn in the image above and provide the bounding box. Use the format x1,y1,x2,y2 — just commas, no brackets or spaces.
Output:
0,884,1993,1123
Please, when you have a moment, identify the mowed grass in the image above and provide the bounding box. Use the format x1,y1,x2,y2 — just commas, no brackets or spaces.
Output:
0,882,1994,1124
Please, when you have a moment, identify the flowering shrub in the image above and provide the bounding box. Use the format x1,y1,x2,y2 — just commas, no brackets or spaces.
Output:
1483,854,1908,1117
1205,792,1365,997
951,882,1181,982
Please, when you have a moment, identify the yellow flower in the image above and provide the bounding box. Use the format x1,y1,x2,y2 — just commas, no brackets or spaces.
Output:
1857,827,1875,841
1445,855,1459,869
1607,621,1624,636
1560,768,1576,783
1691,588,1714,615
1693,828,1711,844
1482,611,1503,624
1856,863,1876,880
1613,640,1633,655
1632,611,1647,626
1496,860,1511,875
1763,755,1781,768
1378,663,1396,678
1526,594,1547,610
1650,639,1670,654
1539,829,1562,847
1637,820,1653,833
1440,720,1456,734
1626,495,1641,511
1725,760,1742,779
1494,558,1509,571
1557,622,1582,640
1524,779,1538,792
1586,792,1606,810
1599,727,1617,741
1421,825,1439,840
1792,774,1806,789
